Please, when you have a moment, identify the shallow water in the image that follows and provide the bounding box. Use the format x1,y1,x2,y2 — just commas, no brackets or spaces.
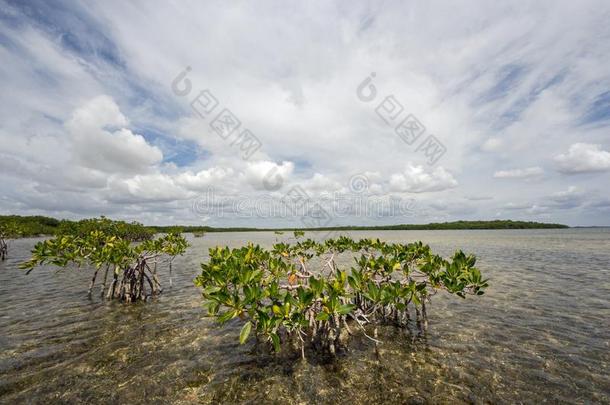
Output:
0,229,609,404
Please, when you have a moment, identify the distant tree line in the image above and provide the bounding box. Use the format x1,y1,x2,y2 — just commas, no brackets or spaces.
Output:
0,215,156,239
152,219,569,232
0,215,61,237
0,215,569,239
289,220,570,231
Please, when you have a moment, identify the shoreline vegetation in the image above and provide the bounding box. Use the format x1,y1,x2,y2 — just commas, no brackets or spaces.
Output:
13,216,487,359
0,215,570,238
15,217,486,360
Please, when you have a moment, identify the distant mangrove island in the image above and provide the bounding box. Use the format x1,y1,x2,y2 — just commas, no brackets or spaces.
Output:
0,215,569,238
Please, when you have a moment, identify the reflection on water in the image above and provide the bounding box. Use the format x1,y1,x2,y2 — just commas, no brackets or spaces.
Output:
0,229,609,404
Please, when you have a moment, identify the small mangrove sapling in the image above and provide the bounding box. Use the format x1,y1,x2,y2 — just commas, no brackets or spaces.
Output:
0,221,21,260
20,218,188,302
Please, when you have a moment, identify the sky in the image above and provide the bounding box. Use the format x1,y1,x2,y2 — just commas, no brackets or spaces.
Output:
1,0,610,227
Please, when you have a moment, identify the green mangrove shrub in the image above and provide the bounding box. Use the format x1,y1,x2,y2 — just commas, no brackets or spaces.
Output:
195,234,488,357
21,218,188,302
0,221,22,260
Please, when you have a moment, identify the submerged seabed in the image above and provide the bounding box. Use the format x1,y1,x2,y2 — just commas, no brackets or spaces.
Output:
0,229,608,404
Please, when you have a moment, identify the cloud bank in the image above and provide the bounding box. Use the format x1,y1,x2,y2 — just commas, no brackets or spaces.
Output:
1,0,609,226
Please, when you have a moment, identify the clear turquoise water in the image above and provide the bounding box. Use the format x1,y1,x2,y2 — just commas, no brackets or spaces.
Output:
0,229,608,404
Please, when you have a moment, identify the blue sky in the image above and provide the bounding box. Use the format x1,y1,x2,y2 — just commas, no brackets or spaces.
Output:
1,0,610,226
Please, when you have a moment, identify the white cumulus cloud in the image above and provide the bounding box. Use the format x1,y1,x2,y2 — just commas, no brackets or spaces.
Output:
554,143,610,174
241,160,294,190
493,167,544,179
67,96,163,174
175,167,234,191
389,164,458,193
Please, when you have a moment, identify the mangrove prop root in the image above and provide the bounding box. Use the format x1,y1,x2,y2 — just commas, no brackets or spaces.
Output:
0,237,7,261
100,265,110,298
111,258,159,302
169,261,173,288
95,259,162,302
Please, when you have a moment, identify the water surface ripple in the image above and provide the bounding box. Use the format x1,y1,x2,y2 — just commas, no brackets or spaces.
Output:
0,229,608,404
